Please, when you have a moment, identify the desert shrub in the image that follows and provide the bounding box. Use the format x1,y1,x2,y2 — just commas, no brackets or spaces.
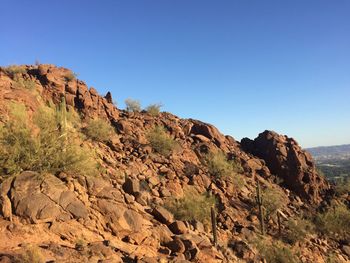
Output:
325,253,341,263
84,118,114,142
334,178,350,196
3,65,26,77
75,238,86,251
165,187,216,224
207,151,242,178
262,187,286,221
284,217,314,244
254,237,298,263
125,98,141,112
13,76,36,90
0,101,97,177
64,71,77,82
315,203,350,239
146,126,176,156
19,245,44,263
146,103,162,116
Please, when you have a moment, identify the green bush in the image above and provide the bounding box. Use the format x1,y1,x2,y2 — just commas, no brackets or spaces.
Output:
3,65,26,77
165,187,216,224
146,126,176,156
0,101,97,177
315,203,350,239
125,98,141,112
13,76,36,90
146,103,162,116
84,118,114,142
207,151,242,178
284,217,314,244
254,238,298,263
19,245,44,263
262,187,286,221
334,178,350,196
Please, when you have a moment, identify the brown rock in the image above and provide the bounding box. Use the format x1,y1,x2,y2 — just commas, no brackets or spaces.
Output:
241,130,330,203
166,237,186,253
169,221,188,235
123,178,140,195
152,206,174,225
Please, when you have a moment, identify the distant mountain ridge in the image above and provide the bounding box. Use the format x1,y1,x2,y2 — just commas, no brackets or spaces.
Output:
307,144,350,159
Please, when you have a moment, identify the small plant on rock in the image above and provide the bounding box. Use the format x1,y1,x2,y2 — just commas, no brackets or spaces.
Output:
262,186,286,222
207,151,242,178
64,71,77,82
3,65,26,77
146,103,163,116
253,237,298,263
19,245,44,263
315,202,350,240
165,187,216,225
284,217,314,245
0,101,97,177
84,118,115,142
125,98,141,112
146,126,176,156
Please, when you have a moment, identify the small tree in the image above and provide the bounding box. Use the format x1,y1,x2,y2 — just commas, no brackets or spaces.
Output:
165,187,216,225
146,103,162,116
125,98,141,112
262,186,286,222
146,126,176,156
0,102,97,177
84,118,115,142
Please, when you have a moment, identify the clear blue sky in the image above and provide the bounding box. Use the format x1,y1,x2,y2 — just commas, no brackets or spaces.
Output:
1,0,349,148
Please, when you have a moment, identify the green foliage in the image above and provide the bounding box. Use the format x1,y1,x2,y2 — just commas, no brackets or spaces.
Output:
262,186,285,220
284,217,314,245
13,76,36,90
0,101,97,177
146,126,176,156
334,177,350,196
84,118,114,142
165,187,216,224
207,151,242,179
254,238,298,263
146,103,162,116
19,245,44,263
125,98,141,112
315,203,350,239
3,65,26,77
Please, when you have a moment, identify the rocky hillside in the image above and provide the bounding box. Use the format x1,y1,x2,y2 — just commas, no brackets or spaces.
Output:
0,64,349,263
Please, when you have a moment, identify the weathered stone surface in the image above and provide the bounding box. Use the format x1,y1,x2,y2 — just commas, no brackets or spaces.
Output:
151,206,174,225
241,130,330,203
169,221,188,235
123,178,140,195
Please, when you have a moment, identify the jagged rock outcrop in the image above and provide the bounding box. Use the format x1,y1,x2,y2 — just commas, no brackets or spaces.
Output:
241,130,330,203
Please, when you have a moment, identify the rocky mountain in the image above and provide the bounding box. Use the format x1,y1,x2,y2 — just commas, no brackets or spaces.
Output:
0,64,349,263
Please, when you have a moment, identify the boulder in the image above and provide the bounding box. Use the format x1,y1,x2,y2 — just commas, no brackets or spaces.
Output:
241,130,330,203
151,206,174,225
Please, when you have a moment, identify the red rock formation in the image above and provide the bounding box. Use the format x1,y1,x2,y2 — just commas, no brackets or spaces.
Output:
241,130,330,203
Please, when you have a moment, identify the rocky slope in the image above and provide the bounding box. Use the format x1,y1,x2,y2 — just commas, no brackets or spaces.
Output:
0,64,348,263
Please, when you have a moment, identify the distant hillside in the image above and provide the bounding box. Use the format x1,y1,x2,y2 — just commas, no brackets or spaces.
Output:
307,144,350,160
307,144,350,181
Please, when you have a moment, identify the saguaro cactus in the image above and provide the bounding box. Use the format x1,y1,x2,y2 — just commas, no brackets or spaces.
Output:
255,181,265,235
211,206,218,247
